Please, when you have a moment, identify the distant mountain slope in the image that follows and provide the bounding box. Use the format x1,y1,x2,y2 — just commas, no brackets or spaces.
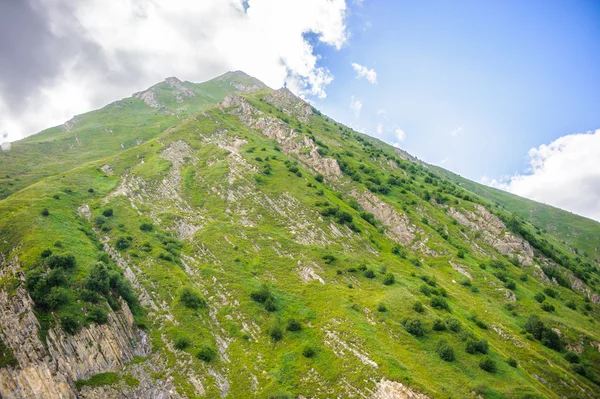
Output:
0,71,267,199
433,167,600,264
0,72,599,399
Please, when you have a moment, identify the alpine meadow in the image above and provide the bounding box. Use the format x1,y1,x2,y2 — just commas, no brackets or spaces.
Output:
0,71,599,399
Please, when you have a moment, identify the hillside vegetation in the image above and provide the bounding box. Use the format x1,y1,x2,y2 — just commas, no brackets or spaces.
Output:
0,72,599,399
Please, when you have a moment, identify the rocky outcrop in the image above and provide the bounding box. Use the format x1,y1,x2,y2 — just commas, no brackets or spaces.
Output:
165,77,196,103
448,205,534,265
133,88,161,109
0,258,149,399
220,95,342,179
372,379,430,399
264,88,313,123
352,190,415,246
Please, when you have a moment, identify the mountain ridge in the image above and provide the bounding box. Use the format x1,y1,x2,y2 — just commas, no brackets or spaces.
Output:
0,71,599,399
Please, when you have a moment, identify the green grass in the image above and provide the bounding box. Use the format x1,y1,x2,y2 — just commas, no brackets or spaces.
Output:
75,372,121,390
0,76,599,398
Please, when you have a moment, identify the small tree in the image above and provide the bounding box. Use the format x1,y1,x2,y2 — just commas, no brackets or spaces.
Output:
383,273,395,285
103,209,114,217
196,346,216,362
286,319,302,332
437,340,455,362
413,301,425,313
403,318,425,337
302,346,315,358
479,358,496,373
41,208,50,216
270,325,283,341
179,288,206,310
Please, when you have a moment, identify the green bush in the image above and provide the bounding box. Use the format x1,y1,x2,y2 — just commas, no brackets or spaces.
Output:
86,263,111,294
41,208,50,216
457,249,465,259
377,303,387,312
140,223,154,232
364,269,376,279
504,280,516,290
103,209,114,217
565,301,577,310
432,319,447,331
533,293,546,303
507,358,518,367
196,346,216,362
115,236,132,250
87,306,109,324
437,340,455,362
269,325,283,341
465,339,488,354
302,346,315,358
47,287,72,310
41,249,52,258
174,336,191,350
430,296,449,311
564,351,580,364
541,303,555,312
383,273,395,285
315,173,324,183
251,285,272,303
264,297,277,312
446,318,461,332
543,287,557,298
60,314,80,334
403,318,425,337
46,254,76,270
286,319,302,332
479,358,496,373
413,301,425,313
179,288,206,310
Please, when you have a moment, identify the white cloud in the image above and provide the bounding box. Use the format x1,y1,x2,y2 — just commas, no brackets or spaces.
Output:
1,0,350,141
351,62,377,84
349,96,362,117
450,127,463,137
483,129,600,222
376,123,383,136
391,127,406,148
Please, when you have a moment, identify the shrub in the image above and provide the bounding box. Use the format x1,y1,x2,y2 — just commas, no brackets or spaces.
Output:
565,301,577,310
543,287,557,298
41,249,53,258
465,339,488,354
322,254,336,264
457,249,465,259
383,273,395,285
446,318,461,332
86,263,111,294
302,346,315,358
60,314,80,334
251,285,272,303
564,351,580,364
103,209,114,217
315,173,324,183
286,319,302,332
115,236,132,250
47,287,72,310
140,223,154,232
504,280,516,290
533,293,546,303
403,318,425,337
507,358,518,367
430,296,449,311
524,315,545,340
179,288,206,310
46,254,76,270
41,208,50,216
364,269,376,279
432,319,447,331
413,301,425,313
436,340,455,362
264,297,277,312
541,328,562,350
87,306,109,324
196,346,216,362
269,325,283,341
541,303,555,312
174,336,190,350
377,303,387,312
479,358,496,373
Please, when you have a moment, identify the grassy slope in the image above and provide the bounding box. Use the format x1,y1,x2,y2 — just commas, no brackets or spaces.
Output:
0,82,599,398
432,167,600,264
0,71,266,199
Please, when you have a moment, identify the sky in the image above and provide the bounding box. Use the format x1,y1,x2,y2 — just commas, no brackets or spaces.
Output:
0,0,599,221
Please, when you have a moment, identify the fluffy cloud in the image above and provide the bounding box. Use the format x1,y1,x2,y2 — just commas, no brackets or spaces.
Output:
349,96,362,117
391,127,406,148
351,62,377,84
483,129,600,222
376,123,383,135
0,0,349,141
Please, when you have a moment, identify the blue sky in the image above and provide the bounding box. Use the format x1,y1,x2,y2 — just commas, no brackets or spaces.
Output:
311,0,600,183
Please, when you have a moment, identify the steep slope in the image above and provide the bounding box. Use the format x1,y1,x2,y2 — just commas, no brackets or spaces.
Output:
432,167,600,265
0,74,599,399
0,71,267,199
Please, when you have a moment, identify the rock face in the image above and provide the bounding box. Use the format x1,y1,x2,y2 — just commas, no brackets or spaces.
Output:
165,77,196,102
264,88,313,122
220,95,343,179
353,190,415,246
0,258,149,399
372,379,430,399
448,205,534,265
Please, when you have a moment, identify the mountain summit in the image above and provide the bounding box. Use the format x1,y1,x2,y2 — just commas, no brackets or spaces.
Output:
0,72,599,399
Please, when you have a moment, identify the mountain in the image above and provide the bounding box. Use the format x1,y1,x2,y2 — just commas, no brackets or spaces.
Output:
0,72,599,399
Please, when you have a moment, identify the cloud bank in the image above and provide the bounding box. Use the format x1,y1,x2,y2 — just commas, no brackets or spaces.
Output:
0,0,349,141
483,129,600,222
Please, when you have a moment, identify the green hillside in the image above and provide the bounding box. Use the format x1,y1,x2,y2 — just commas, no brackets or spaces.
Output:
0,73,599,399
